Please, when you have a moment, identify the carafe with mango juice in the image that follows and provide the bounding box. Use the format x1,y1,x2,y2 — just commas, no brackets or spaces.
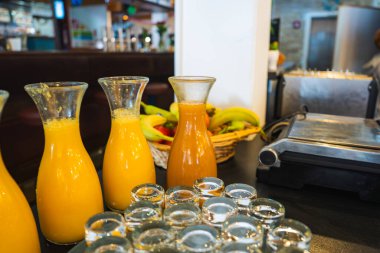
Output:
0,90,41,253
99,76,156,212
167,76,217,188
25,82,103,244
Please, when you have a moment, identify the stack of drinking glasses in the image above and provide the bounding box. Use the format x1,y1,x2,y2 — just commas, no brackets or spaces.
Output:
83,177,312,253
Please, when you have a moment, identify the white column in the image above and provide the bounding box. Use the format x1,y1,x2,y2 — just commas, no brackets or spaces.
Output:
175,0,272,125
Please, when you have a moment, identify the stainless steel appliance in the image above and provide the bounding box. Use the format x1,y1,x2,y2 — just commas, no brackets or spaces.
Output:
257,113,380,202
276,71,377,119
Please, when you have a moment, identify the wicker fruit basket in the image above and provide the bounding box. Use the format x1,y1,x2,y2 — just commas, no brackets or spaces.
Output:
148,126,261,169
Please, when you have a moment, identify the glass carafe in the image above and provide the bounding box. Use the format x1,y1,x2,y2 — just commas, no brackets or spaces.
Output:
167,76,217,187
25,82,104,244
0,90,41,252
98,76,156,212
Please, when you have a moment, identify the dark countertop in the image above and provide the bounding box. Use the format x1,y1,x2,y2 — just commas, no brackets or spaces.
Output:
34,137,380,253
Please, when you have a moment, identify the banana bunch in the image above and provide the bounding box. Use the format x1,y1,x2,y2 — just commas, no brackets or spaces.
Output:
209,107,260,133
141,102,177,122
140,115,174,142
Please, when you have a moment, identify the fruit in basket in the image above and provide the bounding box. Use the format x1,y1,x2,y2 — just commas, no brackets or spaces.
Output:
141,101,177,122
140,102,260,144
209,107,260,130
140,114,174,142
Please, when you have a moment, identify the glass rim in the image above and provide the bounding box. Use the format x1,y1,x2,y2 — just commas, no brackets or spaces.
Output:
249,198,285,218
225,183,257,192
194,177,224,187
203,196,238,209
221,242,254,252
131,220,172,239
270,218,312,241
98,76,149,83
85,211,124,230
166,185,197,195
164,202,201,214
85,236,132,252
169,76,216,83
0,90,9,99
24,82,88,91
132,183,165,193
124,200,161,213
178,224,218,239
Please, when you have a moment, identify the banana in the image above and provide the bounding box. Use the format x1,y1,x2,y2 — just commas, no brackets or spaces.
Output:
169,102,179,120
140,114,174,142
141,102,177,122
209,107,260,130
218,120,246,134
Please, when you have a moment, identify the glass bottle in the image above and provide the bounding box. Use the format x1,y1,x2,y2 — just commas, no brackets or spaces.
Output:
167,76,217,187
98,76,156,212
0,90,41,252
25,82,104,244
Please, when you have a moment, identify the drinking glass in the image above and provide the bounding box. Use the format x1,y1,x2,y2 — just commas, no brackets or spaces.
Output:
85,212,126,246
249,198,285,230
165,186,200,207
132,183,165,207
202,197,238,228
177,224,220,253
132,221,175,252
221,242,262,253
85,236,133,253
222,215,263,248
225,183,257,214
164,203,201,230
267,219,312,252
194,177,224,207
124,201,162,231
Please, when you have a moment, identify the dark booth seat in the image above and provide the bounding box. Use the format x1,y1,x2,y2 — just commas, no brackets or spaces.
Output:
0,51,174,187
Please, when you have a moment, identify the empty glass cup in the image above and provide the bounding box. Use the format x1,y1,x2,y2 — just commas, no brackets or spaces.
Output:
194,177,225,207
267,219,312,252
221,242,262,253
249,198,285,230
177,224,220,253
132,221,175,252
222,215,263,248
85,212,127,246
164,203,201,230
202,197,239,228
165,186,200,207
132,183,165,207
124,201,162,231
85,236,133,253
225,183,257,214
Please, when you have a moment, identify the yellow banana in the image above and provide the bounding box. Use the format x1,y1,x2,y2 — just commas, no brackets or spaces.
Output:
141,102,177,122
209,107,260,130
218,120,246,134
140,114,174,142
169,102,179,120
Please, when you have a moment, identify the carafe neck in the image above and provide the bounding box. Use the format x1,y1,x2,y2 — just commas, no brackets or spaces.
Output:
24,82,87,123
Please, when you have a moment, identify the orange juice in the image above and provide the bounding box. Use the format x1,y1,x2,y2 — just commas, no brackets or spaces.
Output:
167,103,217,187
37,119,103,244
103,109,156,211
0,153,41,253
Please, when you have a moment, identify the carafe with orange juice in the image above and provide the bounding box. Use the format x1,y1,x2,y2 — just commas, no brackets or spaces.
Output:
98,76,156,212
0,90,41,253
167,76,217,188
25,82,104,244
